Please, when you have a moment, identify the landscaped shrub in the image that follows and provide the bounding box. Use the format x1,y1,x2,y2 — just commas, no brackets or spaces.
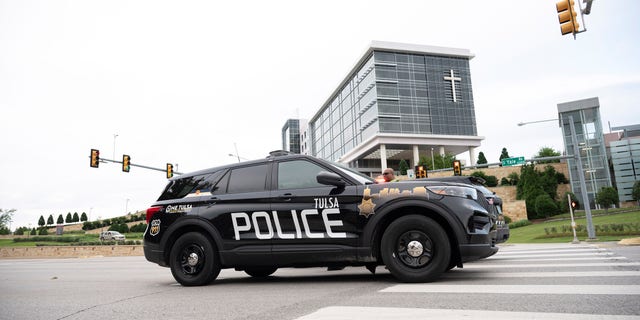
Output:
508,219,532,229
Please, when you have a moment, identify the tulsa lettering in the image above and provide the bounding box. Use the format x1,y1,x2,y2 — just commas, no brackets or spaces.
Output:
231,209,346,240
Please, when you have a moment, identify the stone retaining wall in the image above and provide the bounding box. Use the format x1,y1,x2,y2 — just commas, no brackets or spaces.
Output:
0,245,144,259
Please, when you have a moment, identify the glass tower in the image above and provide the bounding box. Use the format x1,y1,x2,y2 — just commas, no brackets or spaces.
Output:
557,97,613,208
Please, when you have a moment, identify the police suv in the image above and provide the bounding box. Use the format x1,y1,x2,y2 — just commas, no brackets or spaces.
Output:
144,151,498,286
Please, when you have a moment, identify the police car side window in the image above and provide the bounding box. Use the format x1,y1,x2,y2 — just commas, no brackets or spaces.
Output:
277,160,325,190
158,173,212,200
227,164,268,194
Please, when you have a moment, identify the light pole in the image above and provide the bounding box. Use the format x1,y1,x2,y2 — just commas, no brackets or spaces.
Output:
125,199,130,215
518,116,596,240
113,134,119,160
431,147,435,170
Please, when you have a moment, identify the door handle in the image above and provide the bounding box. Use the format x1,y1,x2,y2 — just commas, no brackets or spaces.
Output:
207,197,218,205
279,193,293,201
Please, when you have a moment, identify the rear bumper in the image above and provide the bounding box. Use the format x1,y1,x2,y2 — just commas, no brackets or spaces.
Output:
144,241,168,267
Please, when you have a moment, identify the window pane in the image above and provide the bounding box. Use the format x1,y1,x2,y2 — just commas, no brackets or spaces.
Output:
278,160,326,189
227,164,268,193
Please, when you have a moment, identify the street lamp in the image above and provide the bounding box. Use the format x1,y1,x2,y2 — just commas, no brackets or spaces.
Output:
113,134,118,160
518,116,596,240
431,147,435,170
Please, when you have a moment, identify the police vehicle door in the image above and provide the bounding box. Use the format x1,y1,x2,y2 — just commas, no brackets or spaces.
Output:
269,159,360,264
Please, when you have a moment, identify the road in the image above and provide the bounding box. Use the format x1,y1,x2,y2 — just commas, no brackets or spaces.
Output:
1,242,639,320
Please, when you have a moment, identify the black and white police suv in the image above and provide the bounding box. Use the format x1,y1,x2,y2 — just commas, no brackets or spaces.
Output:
143,151,498,286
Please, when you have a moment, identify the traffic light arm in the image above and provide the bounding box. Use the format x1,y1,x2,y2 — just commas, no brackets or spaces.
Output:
91,156,182,175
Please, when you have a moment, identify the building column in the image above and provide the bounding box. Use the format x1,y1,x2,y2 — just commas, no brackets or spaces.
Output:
380,144,387,172
439,146,445,156
412,145,419,167
468,147,476,166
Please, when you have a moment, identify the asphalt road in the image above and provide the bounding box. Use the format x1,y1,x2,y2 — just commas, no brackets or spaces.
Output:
1,242,639,320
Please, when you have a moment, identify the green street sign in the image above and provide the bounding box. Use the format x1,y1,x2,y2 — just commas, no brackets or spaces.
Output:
501,156,525,167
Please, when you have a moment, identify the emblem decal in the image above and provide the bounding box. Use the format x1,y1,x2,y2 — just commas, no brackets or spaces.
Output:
358,188,376,218
150,219,161,236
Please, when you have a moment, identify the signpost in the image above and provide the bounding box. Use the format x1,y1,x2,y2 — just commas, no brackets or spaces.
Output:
501,156,525,167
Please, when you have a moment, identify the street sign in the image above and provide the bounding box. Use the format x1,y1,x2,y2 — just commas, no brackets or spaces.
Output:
501,156,525,167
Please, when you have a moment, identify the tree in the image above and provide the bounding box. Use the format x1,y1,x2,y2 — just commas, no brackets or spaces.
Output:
81,212,88,222
422,153,456,170
47,214,54,225
499,148,510,162
57,214,64,224
534,147,561,164
65,212,72,223
38,215,45,227
534,194,558,218
632,181,640,204
477,152,488,167
398,159,409,175
596,186,619,213
72,212,79,223
0,209,16,231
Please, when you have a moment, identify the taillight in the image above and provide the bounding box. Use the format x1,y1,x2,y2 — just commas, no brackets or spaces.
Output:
146,206,163,223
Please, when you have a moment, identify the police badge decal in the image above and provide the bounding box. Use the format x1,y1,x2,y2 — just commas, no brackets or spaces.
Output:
150,219,161,236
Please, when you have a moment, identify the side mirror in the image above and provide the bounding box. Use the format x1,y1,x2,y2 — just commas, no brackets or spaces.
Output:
317,171,346,187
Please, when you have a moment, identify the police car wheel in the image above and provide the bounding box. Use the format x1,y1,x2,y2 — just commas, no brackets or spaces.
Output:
169,232,220,286
381,215,450,283
244,267,278,278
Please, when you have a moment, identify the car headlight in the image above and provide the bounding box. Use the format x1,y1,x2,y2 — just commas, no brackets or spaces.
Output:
426,185,478,200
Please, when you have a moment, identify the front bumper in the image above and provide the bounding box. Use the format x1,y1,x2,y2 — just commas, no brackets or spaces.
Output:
459,243,499,262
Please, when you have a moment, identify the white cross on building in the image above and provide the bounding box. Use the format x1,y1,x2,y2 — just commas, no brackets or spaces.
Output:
444,69,462,102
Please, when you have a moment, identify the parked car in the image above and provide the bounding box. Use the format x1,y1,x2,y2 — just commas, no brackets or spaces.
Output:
99,231,126,241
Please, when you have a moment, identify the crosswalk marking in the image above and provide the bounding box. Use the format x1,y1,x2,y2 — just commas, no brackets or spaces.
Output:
459,262,640,268
380,284,640,295
487,252,619,259
443,270,640,278
295,306,640,320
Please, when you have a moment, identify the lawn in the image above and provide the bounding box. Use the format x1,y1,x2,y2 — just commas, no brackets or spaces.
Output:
507,210,640,243
0,232,144,247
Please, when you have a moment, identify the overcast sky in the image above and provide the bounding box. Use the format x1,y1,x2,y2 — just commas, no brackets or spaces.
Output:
1,0,639,230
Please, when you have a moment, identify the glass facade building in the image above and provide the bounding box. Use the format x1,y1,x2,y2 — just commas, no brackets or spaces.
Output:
557,97,613,208
608,124,640,202
307,41,483,175
282,119,301,154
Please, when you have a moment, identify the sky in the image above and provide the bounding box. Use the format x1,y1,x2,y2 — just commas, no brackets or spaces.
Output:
1,0,639,230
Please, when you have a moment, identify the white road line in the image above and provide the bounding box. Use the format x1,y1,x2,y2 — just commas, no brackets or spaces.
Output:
496,248,606,255
380,284,640,295
295,306,640,320
442,271,640,278
489,252,617,259
488,256,628,262
462,262,640,268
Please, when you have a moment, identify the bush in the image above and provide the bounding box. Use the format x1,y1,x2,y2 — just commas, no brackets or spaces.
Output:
129,223,147,233
38,228,48,235
535,194,558,218
509,219,531,229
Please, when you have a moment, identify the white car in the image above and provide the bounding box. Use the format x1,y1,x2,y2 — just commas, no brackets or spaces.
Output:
99,231,126,241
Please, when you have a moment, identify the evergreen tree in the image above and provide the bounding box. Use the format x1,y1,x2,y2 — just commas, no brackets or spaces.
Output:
57,214,64,224
65,212,72,223
477,152,488,167
499,148,510,162
47,214,54,225
632,181,640,204
398,159,409,175
81,212,88,222
72,212,79,222
38,215,45,227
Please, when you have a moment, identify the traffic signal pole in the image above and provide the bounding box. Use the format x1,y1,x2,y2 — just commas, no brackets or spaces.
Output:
89,153,181,176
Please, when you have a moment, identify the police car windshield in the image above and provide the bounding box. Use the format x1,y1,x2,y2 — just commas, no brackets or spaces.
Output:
327,162,375,184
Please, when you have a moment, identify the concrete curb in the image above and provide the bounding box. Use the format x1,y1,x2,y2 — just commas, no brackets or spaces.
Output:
618,238,640,246
0,245,144,259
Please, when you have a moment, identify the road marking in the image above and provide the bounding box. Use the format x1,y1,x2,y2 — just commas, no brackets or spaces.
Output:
487,256,628,262
496,248,607,255
461,262,640,268
380,284,640,295
295,306,640,320
488,252,618,259
443,270,640,278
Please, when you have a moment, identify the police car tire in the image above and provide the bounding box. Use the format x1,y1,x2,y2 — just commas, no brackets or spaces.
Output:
169,232,220,286
381,215,450,283
244,267,278,278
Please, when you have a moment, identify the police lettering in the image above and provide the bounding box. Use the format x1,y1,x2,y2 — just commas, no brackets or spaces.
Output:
231,209,346,240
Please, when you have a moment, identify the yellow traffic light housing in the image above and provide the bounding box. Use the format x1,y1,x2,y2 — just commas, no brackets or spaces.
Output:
166,163,173,179
90,149,100,168
453,160,462,176
122,155,131,172
556,0,580,36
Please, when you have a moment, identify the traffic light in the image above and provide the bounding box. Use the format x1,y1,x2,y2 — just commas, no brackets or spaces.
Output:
90,149,100,168
556,0,580,36
414,165,427,178
122,155,131,172
571,201,577,209
166,163,173,179
453,160,462,176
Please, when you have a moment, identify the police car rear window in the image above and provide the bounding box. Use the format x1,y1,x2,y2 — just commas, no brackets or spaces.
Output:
158,170,225,200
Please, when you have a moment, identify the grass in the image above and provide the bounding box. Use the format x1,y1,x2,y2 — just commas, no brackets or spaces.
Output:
507,210,640,243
